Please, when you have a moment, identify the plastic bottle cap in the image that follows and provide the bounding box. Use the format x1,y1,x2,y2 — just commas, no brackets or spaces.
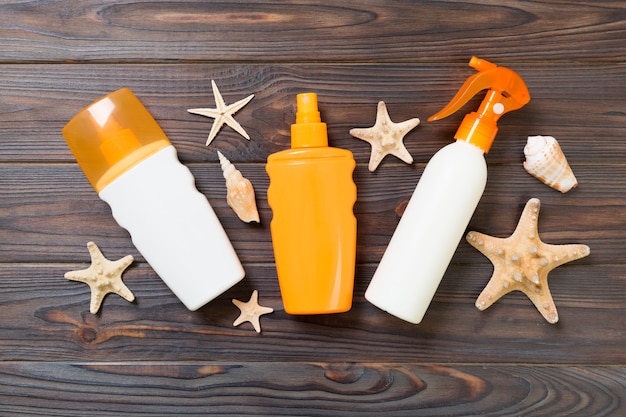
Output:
62,88,171,193
291,93,328,148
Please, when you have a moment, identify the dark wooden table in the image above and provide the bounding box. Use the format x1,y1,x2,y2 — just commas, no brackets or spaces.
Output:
1,1,624,415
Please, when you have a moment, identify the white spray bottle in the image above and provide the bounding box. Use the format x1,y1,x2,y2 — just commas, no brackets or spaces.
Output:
365,57,530,324
63,88,245,311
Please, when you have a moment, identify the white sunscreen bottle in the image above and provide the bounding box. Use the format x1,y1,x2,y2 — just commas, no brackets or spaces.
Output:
63,88,245,311
365,57,530,324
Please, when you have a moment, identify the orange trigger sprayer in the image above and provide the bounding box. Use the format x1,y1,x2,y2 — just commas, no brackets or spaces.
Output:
365,57,530,325
429,56,530,153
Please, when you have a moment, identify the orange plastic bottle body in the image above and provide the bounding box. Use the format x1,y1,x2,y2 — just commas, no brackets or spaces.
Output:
266,147,357,314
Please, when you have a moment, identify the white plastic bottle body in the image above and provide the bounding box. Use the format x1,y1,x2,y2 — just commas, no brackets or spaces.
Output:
365,140,487,324
99,146,245,311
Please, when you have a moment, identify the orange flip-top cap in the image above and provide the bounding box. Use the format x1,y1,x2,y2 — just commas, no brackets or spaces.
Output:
62,88,171,193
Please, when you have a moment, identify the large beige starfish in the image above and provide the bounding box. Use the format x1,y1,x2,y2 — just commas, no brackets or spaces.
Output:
65,242,135,314
232,290,273,333
349,101,419,171
188,80,254,146
466,198,590,323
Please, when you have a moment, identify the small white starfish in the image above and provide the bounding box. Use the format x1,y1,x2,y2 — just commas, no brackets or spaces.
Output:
65,242,135,314
232,290,273,333
188,80,254,146
349,101,420,171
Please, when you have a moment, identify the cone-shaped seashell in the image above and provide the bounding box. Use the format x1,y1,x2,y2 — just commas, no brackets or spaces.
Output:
523,135,578,193
218,151,260,223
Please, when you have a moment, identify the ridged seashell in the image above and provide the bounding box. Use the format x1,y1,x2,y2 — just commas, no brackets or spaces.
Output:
523,135,577,193
218,151,260,223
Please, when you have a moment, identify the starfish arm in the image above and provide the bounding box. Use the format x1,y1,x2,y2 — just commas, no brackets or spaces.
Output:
389,144,414,165
385,117,418,164
539,243,591,270
225,94,255,115
260,306,274,315
115,283,136,303
475,271,516,311
513,198,541,238
250,305,274,334
205,116,225,146
112,254,134,271
110,255,134,298
395,117,421,136
249,317,262,333
90,290,106,314
223,116,251,141
248,289,260,307
211,80,227,112
187,107,221,119
367,149,385,172
376,101,390,119
466,231,507,258
187,108,222,118
64,269,91,283
232,299,248,327
521,280,559,324
349,127,375,144
87,241,104,262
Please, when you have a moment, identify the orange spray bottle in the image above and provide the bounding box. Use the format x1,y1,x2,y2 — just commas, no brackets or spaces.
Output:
266,93,357,314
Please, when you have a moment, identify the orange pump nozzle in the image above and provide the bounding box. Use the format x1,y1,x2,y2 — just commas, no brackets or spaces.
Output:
291,93,328,148
428,56,530,153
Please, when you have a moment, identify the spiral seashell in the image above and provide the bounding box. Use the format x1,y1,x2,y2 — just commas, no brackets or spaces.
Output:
523,135,577,193
218,151,260,223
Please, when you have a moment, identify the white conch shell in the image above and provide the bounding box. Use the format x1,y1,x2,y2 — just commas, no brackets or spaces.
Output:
523,135,577,193
217,151,260,223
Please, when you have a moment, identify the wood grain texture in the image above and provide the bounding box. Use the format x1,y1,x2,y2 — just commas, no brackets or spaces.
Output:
0,362,624,416
0,163,622,264
0,63,625,164
0,0,624,415
0,262,623,364
0,0,625,62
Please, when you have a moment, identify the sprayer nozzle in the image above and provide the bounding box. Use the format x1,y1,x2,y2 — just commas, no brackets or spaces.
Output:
469,56,497,72
296,93,321,124
290,93,328,148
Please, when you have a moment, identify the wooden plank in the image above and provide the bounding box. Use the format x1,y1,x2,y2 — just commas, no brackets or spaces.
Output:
0,63,625,163
1,1,624,413
0,362,623,416
0,263,623,363
0,163,620,263
0,1,625,63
